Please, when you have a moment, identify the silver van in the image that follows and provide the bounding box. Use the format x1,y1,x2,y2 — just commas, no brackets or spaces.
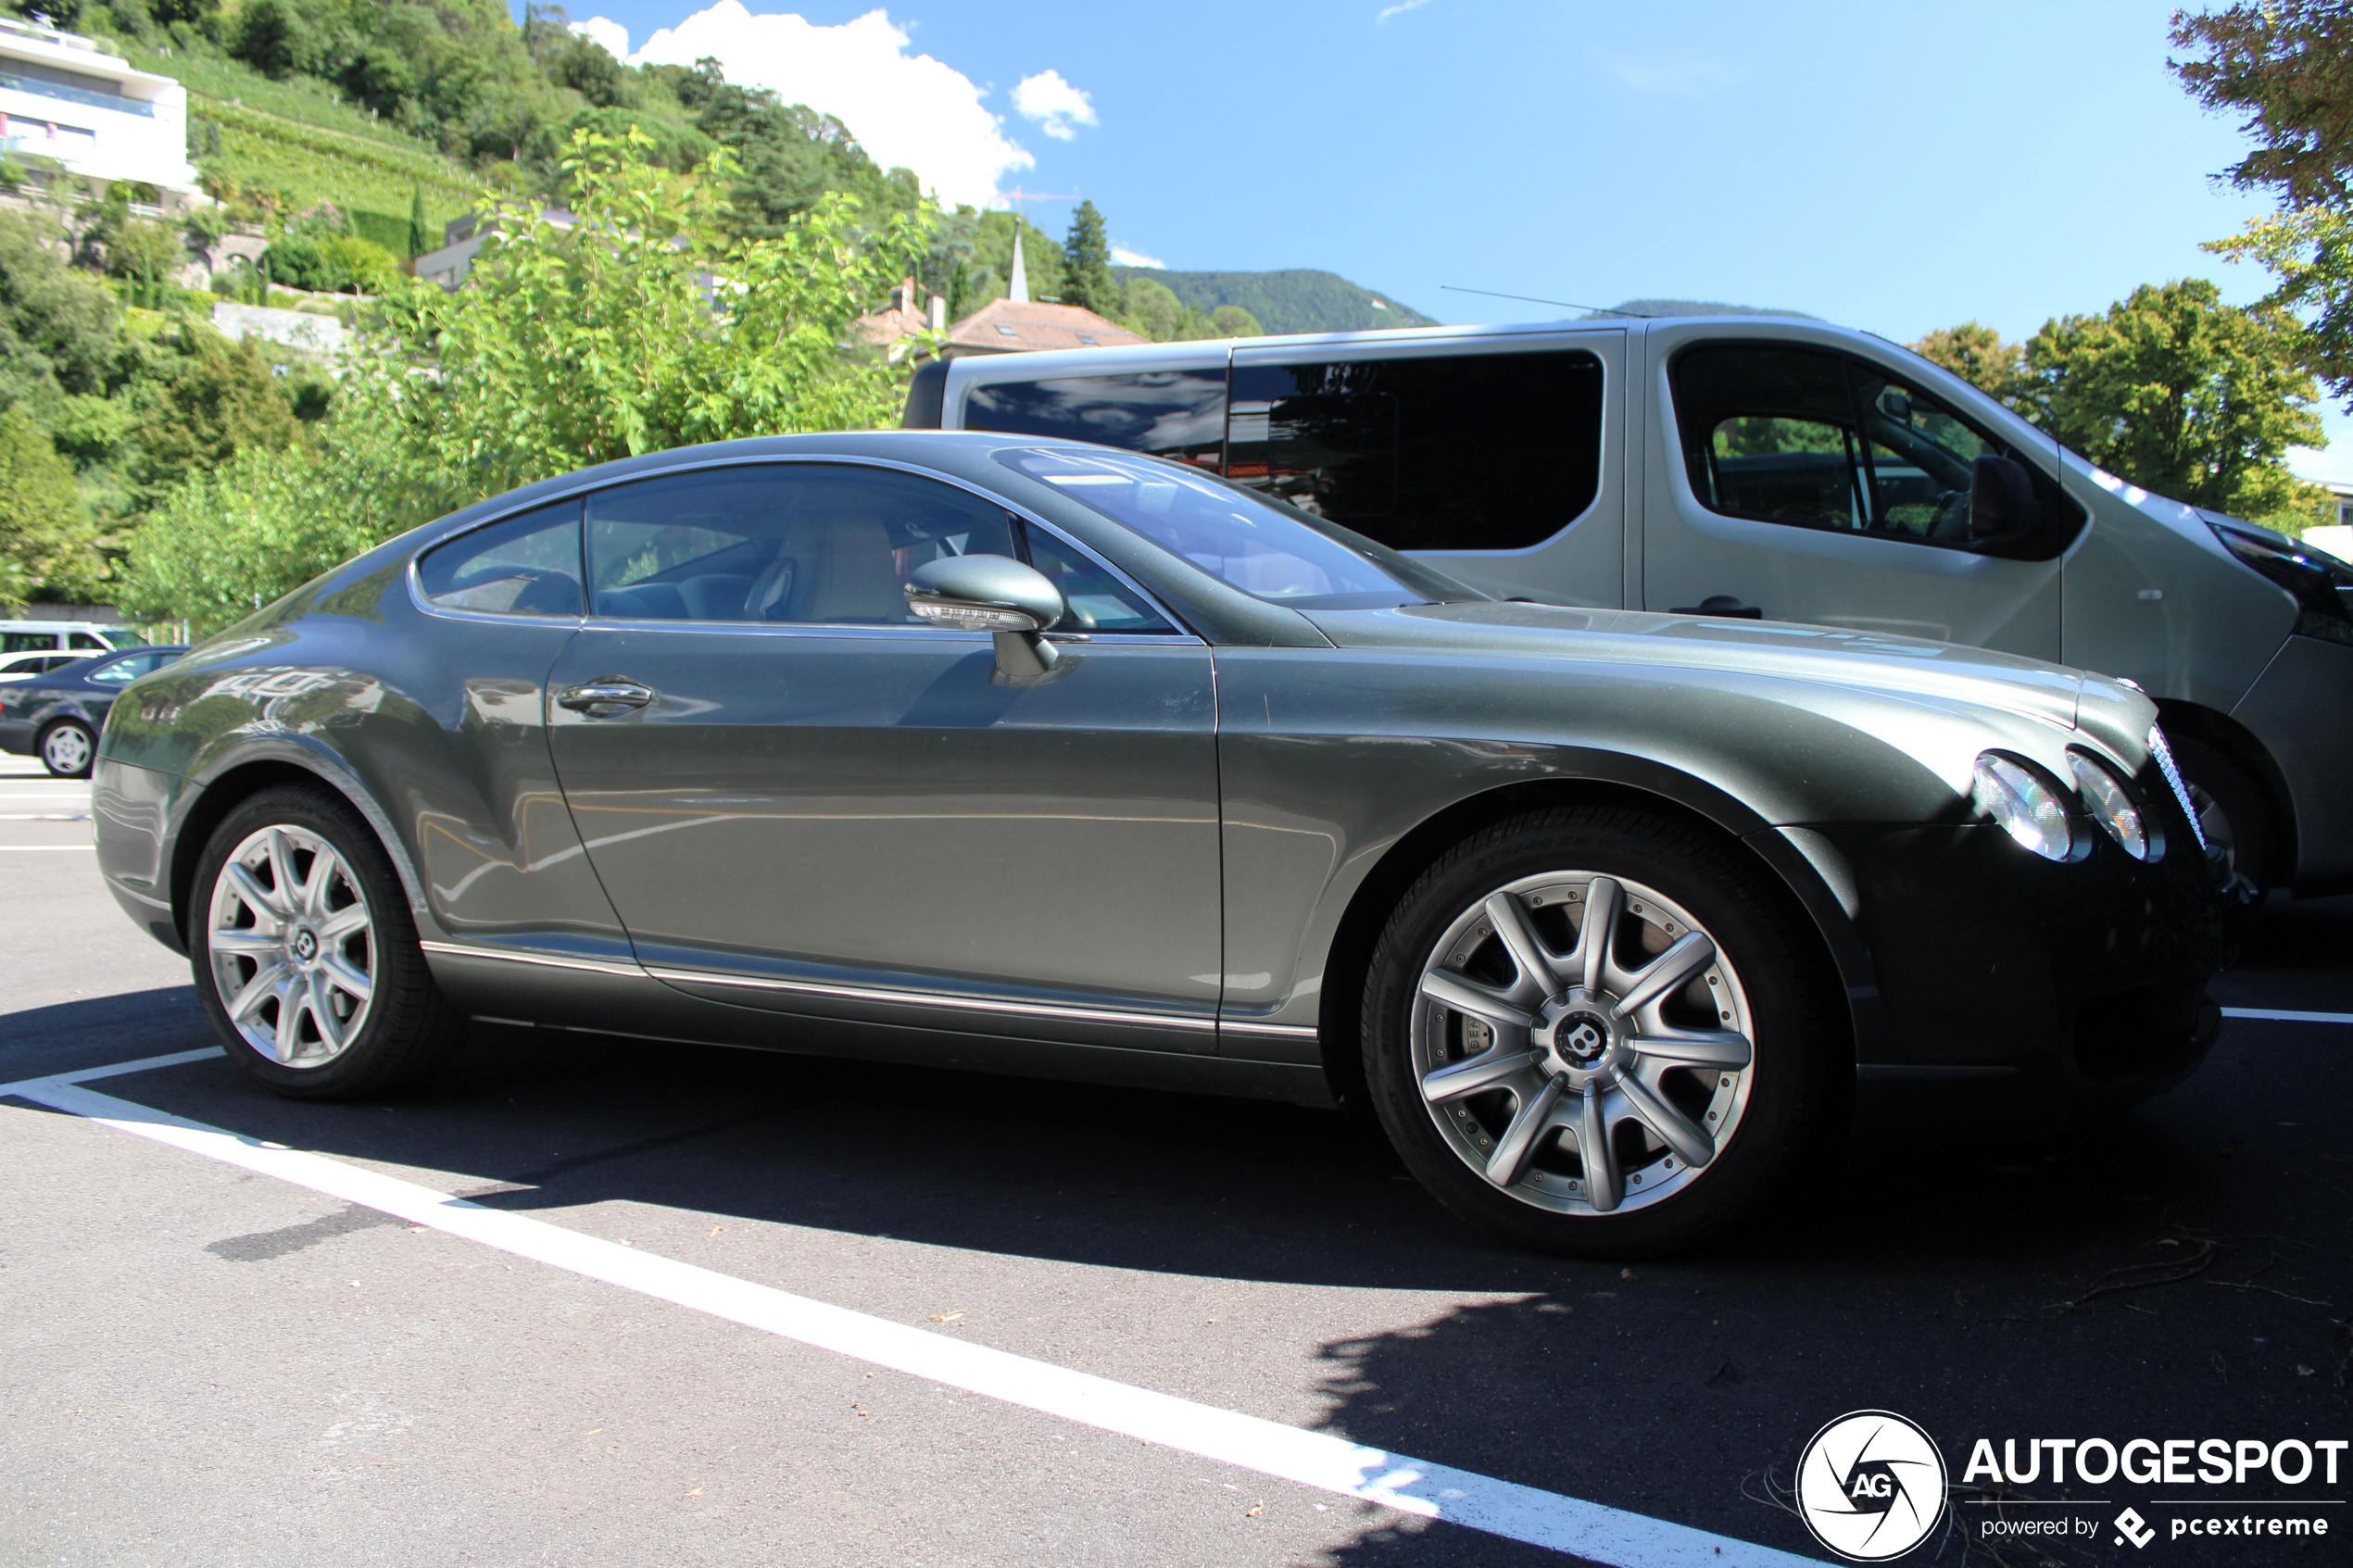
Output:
0,621,148,657
904,316,2353,897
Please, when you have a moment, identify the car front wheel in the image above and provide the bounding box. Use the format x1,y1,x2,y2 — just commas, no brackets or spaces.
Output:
191,784,466,1099
38,720,94,778
1362,806,1842,1258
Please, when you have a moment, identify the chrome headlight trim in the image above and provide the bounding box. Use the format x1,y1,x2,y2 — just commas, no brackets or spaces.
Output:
1970,753,2077,862
2068,750,2158,862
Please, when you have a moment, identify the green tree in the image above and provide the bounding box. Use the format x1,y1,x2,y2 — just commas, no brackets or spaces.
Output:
409,183,429,257
0,404,94,596
1060,199,1114,314
2025,279,2326,522
344,128,929,513
106,217,187,307
1909,320,2033,412
0,211,128,406
1208,304,1263,338
2171,3,2353,207
131,329,305,498
1120,276,1188,341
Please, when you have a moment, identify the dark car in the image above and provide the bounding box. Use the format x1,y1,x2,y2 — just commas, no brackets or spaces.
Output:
90,433,2222,1256
1,645,189,777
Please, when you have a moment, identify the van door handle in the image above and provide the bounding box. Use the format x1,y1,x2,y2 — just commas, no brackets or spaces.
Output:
558,678,656,715
1671,596,1764,620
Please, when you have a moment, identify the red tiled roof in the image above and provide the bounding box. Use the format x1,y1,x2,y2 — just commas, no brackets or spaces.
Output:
944,296,1145,355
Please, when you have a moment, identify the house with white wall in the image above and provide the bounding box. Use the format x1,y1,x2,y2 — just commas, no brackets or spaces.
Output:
0,17,200,210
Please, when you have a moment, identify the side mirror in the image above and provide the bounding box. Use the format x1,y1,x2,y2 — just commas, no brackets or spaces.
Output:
904,554,1068,678
1968,455,2042,548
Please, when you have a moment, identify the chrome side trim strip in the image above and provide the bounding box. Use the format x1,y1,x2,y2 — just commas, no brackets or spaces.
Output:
419,940,648,979
1219,1020,1320,1040
643,964,1219,1033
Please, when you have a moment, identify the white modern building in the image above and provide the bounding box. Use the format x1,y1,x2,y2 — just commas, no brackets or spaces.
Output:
0,17,201,209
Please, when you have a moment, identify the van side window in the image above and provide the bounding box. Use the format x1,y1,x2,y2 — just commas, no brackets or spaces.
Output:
963,370,1227,467
1672,344,2080,553
1225,350,1604,551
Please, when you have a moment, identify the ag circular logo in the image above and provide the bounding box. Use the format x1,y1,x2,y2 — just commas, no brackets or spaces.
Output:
1794,1410,1947,1561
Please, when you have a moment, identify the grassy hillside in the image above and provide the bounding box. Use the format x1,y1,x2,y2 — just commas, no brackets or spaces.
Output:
1112,267,1437,334
118,39,478,254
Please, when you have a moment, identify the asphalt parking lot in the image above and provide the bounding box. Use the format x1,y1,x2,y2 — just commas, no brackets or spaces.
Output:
3,750,2347,1567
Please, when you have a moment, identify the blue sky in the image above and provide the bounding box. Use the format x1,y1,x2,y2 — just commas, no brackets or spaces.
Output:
557,0,2353,476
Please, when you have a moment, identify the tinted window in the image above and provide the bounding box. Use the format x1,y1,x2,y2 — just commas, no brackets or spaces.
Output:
88,649,176,684
1000,447,1467,610
1671,344,2079,553
587,464,1017,626
963,370,1227,467
68,632,105,648
419,500,585,616
1020,525,1176,633
1226,349,1604,551
2,633,60,654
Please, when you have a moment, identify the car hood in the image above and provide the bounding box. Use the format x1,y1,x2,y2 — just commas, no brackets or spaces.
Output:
1301,601,2101,736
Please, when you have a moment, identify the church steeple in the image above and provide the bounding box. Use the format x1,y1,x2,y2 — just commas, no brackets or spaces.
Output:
1008,223,1029,304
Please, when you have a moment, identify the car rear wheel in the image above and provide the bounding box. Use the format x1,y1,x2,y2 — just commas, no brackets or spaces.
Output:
191,784,466,1099
38,720,94,778
1362,806,1842,1257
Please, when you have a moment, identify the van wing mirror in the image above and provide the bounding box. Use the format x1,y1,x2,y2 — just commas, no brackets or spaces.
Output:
1968,455,2042,547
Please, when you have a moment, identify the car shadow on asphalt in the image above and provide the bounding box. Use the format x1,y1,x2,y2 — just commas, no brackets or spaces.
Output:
10,980,2349,1566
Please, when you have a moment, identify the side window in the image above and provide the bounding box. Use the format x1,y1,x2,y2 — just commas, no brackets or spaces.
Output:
1671,344,2077,551
68,632,106,649
1225,349,1604,551
2,633,59,654
962,370,1227,468
419,500,585,616
1019,524,1176,633
585,464,1017,626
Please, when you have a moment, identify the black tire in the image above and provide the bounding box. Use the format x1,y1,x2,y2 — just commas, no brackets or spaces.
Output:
1362,805,1843,1258
190,783,467,1099
37,719,94,778
2167,735,2280,898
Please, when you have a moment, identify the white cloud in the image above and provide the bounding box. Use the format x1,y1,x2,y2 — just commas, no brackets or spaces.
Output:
1110,242,1166,270
621,5,1035,207
1602,55,1739,95
1375,0,1432,22
1012,69,1097,141
571,16,630,58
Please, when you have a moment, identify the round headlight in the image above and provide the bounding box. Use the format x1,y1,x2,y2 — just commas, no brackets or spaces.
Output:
1971,753,2075,860
2068,753,2156,861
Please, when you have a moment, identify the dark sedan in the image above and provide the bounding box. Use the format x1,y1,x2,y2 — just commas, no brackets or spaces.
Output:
1,645,188,777
90,433,2222,1256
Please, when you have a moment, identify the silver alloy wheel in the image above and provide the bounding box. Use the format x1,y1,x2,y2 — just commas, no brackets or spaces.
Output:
206,824,376,1067
1411,871,1756,1216
40,722,91,775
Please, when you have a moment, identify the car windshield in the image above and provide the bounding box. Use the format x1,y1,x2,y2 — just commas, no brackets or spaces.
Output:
997,447,1471,610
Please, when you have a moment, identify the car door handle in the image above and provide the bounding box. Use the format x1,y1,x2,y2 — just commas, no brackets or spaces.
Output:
557,678,656,715
1670,596,1764,620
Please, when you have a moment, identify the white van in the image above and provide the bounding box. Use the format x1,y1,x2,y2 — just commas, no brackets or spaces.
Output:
0,621,147,657
905,315,2353,897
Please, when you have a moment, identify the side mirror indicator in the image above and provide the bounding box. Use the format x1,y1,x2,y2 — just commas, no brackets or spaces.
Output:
904,555,1069,678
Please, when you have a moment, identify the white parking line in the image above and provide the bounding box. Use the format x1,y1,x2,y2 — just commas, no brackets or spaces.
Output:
0,844,92,850
2,1047,1819,1568
2221,1008,2353,1025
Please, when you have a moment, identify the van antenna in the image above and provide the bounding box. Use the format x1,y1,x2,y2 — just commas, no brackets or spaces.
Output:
1441,285,1652,319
